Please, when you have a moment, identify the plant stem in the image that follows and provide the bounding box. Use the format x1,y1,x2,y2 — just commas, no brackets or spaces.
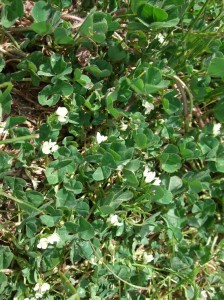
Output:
0,134,39,145
167,75,193,132
58,271,80,298
0,190,43,213
90,241,150,291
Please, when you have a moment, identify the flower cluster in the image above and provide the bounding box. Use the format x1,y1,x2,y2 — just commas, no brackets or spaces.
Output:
143,166,161,185
107,214,123,227
42,140,58,155
56,106,68,123
23,282,50,300
213,123,221,136
33,282,50,299
37,233,60,250
96,132,108,144
142,101,154,114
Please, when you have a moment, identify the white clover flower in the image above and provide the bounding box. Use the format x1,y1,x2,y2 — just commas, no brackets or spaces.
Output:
96,132,108,144
156,33,165,44
47,233,60,244
143,253,154,263
120,122,128,131
143,167,156,183
37,238,49,249
33,283,41,291
34,282,50,299
107,214,123,226
143,166,161,185
116,164,124,171
40,283,50,293
0,124,8,135
89,256,104,265
213,123,221,136
56,106,68,123
153,177,161,186
143,101,154,114
199,290,208,300
42,140,59,155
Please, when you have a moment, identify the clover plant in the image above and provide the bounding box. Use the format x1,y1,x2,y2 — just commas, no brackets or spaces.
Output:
0,0,223,299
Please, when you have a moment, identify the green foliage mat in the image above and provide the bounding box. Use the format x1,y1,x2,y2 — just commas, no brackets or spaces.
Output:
0,0,223,299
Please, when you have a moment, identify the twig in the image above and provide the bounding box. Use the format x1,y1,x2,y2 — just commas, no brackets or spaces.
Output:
12,88,50,111
168,74,193,132
61,14,84,22
0,46,15,58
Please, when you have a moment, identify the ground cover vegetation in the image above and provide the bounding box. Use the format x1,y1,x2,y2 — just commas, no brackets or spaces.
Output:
0,0,223,299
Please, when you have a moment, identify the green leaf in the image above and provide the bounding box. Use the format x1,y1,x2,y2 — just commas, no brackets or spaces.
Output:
92,166,111,181
54,79,73,96
64,180,83,194
32,1,52,22
148,18,180,29
40,213,62,227
46,159,76,185
85,60,112,78
78,217,94,240
125,159,140,172
99,205,115,215
108,46,127,62
215,158,224,173
5,116,26,129
38,84,60,106
123,169,139,186
136,3,168,24
134,132,148,149
26,221,37,238
79,11,108,43
79,241,93,259
111,190,134,208
54,27,74,45
189,180,203,193
31,21,52,35
0,152,13,173
26,190,44,207
0,57,5,72
214,99,224,122
102,152,117,169
106,91,125,119
1,0,23,28
160,153,182,173
167,176,183,193
56,189,76,208
163,90,182,115
0,246,13,268
92,167,104,181
0,84,13,115
42,248,62,271
131,66,169,94
131,0,146,14
151,186,173,204
208,57,224,78
79,10,94,37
